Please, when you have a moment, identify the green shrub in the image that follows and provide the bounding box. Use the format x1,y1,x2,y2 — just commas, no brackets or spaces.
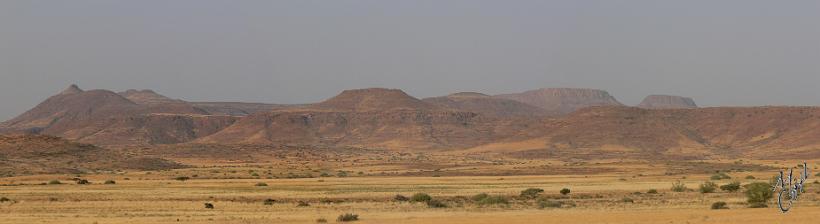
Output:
48,180,62,185
337,213,358,222
711,201,728,209
744,182,773,208
426,199,448,208
174,176,190,181
560,188,571,195
621,197,634,203
471,193,489,202
646,189,658,194
711,173,732,180
477,195,508,206
410,193,432,202
671,181,687,192
104,180,116,185
297,201,310,207
720,181,741,192
520,188,544,199
255,182,268,187
745,175,756,179
699,181,718,193
538,199,563,208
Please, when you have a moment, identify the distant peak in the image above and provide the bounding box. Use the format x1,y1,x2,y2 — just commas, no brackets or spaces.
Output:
313,88,436,111
59,84,83,95
638,95,697,109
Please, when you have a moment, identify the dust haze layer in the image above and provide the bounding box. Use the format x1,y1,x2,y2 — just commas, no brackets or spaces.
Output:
2,1,820,121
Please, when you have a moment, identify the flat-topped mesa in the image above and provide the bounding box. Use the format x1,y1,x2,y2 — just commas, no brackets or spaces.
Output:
638,95,697,109
495,88,623,115
58,84,83,95
423,91,554,117
311,88,438,111
118,89,184,105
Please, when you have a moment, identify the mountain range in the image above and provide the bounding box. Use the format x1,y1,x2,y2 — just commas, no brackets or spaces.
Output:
1,84,818,160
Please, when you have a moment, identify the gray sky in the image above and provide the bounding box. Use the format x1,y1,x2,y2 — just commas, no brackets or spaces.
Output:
1,0,819,120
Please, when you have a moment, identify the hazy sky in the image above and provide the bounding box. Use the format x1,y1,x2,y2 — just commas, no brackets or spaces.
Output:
1,1,819,120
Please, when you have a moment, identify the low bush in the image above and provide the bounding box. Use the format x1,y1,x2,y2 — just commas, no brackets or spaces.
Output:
297,201,310,207
410,193,432,202
255,182,268,187
337,213,358,222
316,218,327,223
646,189,658,194
263,198,276,205
560,188,571,196
621,197,634,203
671,181,687,192
426,199,448,208
48,180,62,185
0,197,10,202
699,181,718,193
104,180,116,185
471,193,489,202
711,173,732,180
720,181,741,192
711,201,728,209
175,176,190,181
520,188,544,199
745,182,773,208
393,194,409,202
745,175,756,179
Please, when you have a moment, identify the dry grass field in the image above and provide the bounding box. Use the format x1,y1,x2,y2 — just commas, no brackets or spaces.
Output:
0,156,818,224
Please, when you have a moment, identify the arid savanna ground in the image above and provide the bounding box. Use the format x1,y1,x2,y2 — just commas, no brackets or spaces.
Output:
0,151,818,224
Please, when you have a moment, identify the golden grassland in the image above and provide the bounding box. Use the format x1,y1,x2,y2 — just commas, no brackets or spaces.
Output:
0,158,818,223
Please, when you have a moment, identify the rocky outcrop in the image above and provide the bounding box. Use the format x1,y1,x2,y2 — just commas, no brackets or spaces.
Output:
495,88,623,115
190,102,294,116
638,95,697,109
311,88,439,112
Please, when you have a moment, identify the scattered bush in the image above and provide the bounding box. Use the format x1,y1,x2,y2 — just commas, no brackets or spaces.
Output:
426,199,448,208
745,182,773,208
621,197,634,203
711,201,728,209
76,179,90,185
0,197,10,202
671,181,687,192
471,193,489,202
263,198,276,205
711,173,732,180
255,182,268,187
104,180,116,185
560,188,571,195
537,199,563,208
520,188,545,199
204,203,214,209
316,218,328,223
410,193,432,202
48,180,62,185
720,181,741,192
476,195,508,206
337,213,359,222
175,176,190,181
699,181,718,193
297,201,310,207
745,175,756,179
393,194,409,202
646,189,658,194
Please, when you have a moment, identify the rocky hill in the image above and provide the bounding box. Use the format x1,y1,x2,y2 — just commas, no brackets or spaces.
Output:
118,89,185,105
196,88,536,149
0,135,183,176
0,85,235,146
638,95,697,109
495,88,623,115
423,92,555,117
